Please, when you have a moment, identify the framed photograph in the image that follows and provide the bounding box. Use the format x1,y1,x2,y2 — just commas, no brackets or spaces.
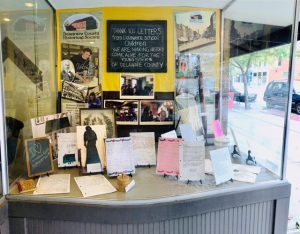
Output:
80,108,116,138
140,100,174,125
25,137,54,177
104,100,138,125
120,74,154,99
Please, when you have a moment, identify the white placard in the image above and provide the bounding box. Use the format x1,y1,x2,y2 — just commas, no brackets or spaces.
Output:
179,123,197,141
34,174,70,195
105,137,135,176
57,133,78,167
210,147,234,185
130,132,156,166
161,130,177,138
179,140,205,181
74,175,117,197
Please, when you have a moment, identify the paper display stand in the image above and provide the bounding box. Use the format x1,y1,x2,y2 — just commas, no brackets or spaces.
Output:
105,137,135,177
156,138,182,177
25,137,54,177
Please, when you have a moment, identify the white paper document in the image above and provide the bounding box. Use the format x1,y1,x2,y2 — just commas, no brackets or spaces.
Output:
179,123,197,141
161,130,177,139
74,175,117,197
105,137,135,176
130,132,156,166
233,171,257,183
205,159,214,175
210,147,234,185
232,164,261,174
57,133,78,167
179,141,205,181
34,174,70,195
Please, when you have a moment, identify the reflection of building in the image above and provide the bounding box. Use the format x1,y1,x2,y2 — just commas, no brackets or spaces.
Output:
233,58,300,85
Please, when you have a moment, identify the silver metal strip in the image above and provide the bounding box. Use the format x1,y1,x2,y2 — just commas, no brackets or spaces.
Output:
0,27,9,195
281,0,300,180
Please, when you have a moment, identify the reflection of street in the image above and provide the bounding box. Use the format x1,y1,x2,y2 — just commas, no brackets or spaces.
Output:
228,103,300,232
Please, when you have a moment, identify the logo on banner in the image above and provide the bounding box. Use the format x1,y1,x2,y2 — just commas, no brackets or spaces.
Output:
64,14,99,31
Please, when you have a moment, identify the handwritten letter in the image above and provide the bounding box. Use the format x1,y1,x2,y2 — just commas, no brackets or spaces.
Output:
105,137,135,176
130,132,156,166
179,140,205,181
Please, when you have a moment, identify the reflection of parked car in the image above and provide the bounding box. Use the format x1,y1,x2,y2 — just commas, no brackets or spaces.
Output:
263,80,300,114
230,83,257,102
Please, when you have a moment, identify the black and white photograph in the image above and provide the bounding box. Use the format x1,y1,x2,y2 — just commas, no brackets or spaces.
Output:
80,108,116,138
61,81,89,103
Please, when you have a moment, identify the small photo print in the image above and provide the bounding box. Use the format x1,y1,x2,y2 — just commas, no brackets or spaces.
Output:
80,108,116,138
120,74,154,99
104,100,138,125
140,100,174,125
62,81,88,102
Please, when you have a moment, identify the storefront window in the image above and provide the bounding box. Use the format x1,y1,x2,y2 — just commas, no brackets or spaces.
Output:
0,0,56,188
222,0,295,177
0,1,296,201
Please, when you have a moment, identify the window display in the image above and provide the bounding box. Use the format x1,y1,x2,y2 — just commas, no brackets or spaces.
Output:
0,1,294,204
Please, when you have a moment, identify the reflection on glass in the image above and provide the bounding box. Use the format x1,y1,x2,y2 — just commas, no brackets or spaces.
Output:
0,0,56,187
223,0,294,178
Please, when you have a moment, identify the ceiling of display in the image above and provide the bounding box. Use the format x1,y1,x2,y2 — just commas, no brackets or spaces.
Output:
47,0,232,9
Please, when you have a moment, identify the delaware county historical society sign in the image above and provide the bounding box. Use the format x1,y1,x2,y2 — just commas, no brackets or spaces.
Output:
107,20,167,72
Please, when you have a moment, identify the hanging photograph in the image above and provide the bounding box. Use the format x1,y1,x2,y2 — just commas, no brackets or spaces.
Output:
120,74,154,99
80,108,116,138
77,125,106,173
59,12,102,89
104,100,138,125
140,100,174,125
175,11,216,52
61,81,89,103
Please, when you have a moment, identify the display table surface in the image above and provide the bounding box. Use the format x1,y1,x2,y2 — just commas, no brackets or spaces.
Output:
8,158,278,204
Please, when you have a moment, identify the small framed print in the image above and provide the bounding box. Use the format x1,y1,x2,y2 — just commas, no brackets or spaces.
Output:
80,108,116,138
140,100,174,125
120,74,154,99
104,100,138,125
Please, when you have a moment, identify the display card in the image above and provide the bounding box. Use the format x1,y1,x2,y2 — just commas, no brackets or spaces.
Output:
156,138,182,176
179,140,205,181
105,137,135,176
130,132,156,166
210,147,234,185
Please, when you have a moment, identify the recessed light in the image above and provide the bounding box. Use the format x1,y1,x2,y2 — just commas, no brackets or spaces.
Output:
24,2,34,7
89,42,95,44
3,18,10,22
